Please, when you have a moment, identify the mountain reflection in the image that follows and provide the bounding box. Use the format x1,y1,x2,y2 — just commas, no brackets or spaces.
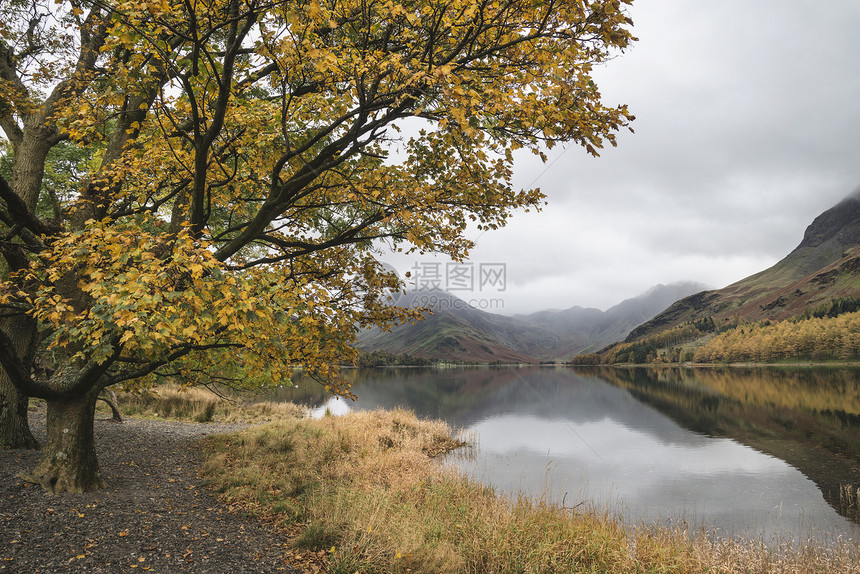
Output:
593,366,860,525
276,366,860,540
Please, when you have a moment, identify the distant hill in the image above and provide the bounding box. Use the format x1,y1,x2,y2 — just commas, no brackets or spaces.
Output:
510,282,706,359
357,290,539,363
357,282,705,362
626,191,860,343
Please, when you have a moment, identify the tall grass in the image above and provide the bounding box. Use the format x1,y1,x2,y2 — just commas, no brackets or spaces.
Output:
201,409,860,573
114,383,305,423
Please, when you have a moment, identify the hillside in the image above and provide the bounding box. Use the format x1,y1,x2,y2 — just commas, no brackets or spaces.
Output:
512,282,706,359
357,282,704,362
357,291,540,362
626,191,860,344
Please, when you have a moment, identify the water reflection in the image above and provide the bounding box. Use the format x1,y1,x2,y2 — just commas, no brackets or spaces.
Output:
596,366,860,525
272,366,860,542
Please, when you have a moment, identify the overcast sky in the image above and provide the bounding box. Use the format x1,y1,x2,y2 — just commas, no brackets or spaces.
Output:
385,0,860,315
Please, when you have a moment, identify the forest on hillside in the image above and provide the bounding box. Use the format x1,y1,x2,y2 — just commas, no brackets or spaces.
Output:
582,302,860,365
693,311,860,363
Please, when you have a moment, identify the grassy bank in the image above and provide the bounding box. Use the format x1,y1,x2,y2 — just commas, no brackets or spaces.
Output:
112,383,305,423
191,401,860,573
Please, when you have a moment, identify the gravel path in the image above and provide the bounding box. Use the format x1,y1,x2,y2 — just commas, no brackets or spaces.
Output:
0,403,300,573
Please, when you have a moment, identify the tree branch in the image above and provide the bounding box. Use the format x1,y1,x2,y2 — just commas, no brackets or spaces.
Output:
0,327,35,393
0,174,57,236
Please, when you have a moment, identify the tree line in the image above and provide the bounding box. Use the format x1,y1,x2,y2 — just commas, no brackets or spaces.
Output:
693,311,860,363
574,303,860,365
356,350,436,367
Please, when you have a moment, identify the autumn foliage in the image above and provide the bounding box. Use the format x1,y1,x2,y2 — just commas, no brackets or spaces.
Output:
693,311,860,363
0,0,635,490
592,310,860,365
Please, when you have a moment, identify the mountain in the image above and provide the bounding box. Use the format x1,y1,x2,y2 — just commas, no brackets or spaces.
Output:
627,191,860,342
357,282,705,362
358,290,541,362
508,282,706,359
362,192,860,363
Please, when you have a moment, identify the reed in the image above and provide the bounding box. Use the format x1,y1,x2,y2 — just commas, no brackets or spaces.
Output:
201,408,860,573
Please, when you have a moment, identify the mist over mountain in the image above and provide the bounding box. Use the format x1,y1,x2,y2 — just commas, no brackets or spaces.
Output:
362,190,860,363
785,190,860,277
627,190,860,343
357,281,705,362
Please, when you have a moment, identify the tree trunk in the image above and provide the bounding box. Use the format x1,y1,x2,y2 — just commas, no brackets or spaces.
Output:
0,317,39,450
0,374,39,449
97,388,123,423
19,388,105,493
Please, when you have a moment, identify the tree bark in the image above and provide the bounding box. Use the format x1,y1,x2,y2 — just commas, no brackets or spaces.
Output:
19,388,105,493
97,388,123,423
10,119,53,210
0,375,38,449
0,317,39,450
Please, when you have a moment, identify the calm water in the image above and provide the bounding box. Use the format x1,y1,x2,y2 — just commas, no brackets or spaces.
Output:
269,366,860,543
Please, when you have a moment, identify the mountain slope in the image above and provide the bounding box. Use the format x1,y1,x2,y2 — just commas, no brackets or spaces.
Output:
512,282,706,358
357,291,541,362
627,192,860,342
358,282,704,362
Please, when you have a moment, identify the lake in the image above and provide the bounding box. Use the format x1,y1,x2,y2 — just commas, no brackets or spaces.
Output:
266,365,860,544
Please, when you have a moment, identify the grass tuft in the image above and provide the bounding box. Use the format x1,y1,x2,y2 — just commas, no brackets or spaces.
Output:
111,383,305,423
201,407,860,573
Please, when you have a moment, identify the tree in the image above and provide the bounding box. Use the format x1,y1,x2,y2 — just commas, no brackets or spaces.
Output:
1,138,89,449
0,0,635,491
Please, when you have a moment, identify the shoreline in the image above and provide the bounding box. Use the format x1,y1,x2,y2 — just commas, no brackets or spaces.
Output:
0,402,298,574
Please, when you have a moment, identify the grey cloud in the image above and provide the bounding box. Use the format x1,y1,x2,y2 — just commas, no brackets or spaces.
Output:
387,1,860,314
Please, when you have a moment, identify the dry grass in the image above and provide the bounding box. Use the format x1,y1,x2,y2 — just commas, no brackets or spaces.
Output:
113,383,306,423
201,408,860,574
102,382,860,572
